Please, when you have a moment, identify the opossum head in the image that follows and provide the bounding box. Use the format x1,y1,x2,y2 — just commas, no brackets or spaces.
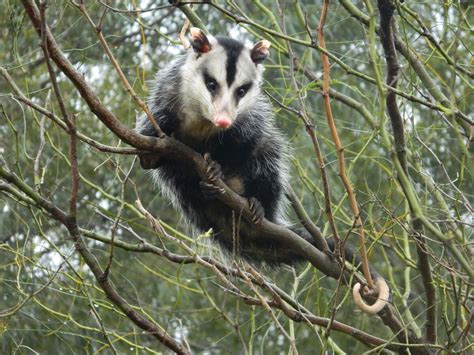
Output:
180,28,270,132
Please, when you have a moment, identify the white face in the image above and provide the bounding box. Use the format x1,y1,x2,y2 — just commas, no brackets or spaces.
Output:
180,36,264,131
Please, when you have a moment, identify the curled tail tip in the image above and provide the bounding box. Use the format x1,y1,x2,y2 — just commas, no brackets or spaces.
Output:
352,278,390,315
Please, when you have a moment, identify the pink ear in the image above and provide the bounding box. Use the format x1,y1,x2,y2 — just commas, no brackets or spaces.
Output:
251,40,271,64
189,27,212,54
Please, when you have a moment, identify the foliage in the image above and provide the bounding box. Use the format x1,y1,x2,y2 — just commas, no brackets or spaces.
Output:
0,0,472,353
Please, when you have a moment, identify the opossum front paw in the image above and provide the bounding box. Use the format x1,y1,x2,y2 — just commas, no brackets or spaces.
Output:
200,181,225,200
203,153,223,182
248,197,265,225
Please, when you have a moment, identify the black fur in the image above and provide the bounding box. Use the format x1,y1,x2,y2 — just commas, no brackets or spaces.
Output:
140,112,294,263
216,37,244,87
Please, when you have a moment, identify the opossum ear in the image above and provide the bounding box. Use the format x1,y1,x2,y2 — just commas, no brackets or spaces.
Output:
189,27,212,54
251,40,271,64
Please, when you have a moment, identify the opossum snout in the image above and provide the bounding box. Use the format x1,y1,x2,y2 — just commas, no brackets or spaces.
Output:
214,111,232,129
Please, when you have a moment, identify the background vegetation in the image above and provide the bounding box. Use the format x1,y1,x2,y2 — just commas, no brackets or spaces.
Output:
0,0,472,353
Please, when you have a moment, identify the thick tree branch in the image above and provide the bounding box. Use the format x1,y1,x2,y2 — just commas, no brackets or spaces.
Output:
378,0,436,343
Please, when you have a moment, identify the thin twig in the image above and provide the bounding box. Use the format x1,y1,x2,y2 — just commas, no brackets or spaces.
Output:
286,187,328,253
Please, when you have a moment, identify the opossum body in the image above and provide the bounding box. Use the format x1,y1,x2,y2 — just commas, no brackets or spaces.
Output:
136,29,391,315
137,29,307,264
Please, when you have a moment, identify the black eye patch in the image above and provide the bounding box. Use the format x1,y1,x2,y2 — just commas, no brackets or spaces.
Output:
236,82,253,99
203,71,218,95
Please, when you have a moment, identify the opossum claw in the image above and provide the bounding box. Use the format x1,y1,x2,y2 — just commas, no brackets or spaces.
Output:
204,153,223,182
200,181,225,200
248,197,265,225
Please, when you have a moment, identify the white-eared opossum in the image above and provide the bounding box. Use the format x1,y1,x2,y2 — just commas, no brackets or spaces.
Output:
136,28,307,263
136,28,389,314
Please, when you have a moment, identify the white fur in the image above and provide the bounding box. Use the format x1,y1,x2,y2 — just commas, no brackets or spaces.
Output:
179,39,265,134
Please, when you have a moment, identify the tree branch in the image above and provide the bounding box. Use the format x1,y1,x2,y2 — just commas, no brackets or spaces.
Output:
377,0,436,342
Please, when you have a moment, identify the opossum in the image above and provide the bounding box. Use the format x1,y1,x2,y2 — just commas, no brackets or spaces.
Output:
136,28,311,264
136,28,390,314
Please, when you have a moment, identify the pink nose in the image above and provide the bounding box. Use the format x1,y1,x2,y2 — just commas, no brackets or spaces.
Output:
214,113,232,128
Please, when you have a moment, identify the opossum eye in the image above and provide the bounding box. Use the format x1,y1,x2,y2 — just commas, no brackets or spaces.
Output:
206,79,217,93
203,72,218,94
236,83,252,99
